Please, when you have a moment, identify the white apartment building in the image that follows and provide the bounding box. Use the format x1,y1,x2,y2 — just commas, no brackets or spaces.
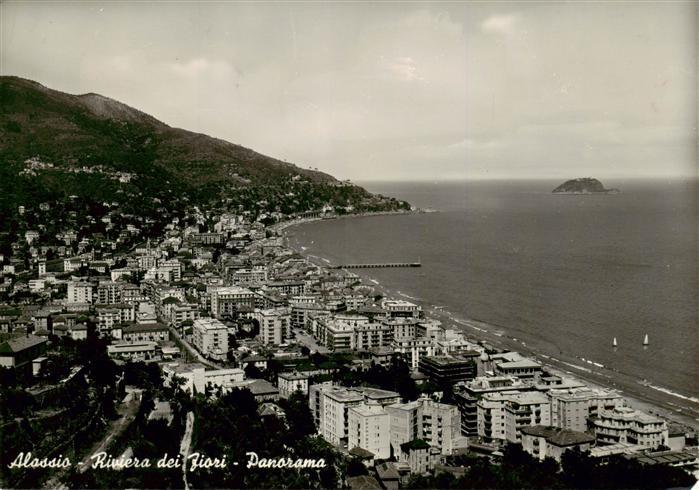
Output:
314,314,370,350
170,304,200,326
504,392,552,443
254,308,291,345
382,299,422,318
67,281,93,304
97,308,121,335
290,302,326,330
353,323,392,350
210,286,256,318
310,384,400,446
591,406,668,449
383,318,419,340
324,320,354,350
548,387,625,432
391,337,437,369
348,403,391,459
95,281,122,305
386,398,463,456
478,390,551,443
160,259,183,281
231,266,268,286
163,362,244,395
321,388,366,445
477,392,512,441
192,317,229,361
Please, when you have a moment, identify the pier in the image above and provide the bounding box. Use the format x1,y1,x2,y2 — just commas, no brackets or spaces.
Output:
332,262,421,269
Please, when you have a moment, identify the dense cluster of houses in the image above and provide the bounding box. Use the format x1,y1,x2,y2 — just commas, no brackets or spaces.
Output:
1,204,697,487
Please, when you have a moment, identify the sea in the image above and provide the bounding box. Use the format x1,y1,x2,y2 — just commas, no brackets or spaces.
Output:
286,179,698,407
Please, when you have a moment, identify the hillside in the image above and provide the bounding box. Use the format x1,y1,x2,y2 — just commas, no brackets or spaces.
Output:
0,76,337,184
0,76,408,229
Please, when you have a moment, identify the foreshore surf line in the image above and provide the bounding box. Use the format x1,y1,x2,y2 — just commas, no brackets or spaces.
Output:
279,216,699,432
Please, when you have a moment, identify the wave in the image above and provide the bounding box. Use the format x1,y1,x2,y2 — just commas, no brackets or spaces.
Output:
640,382,699,404
397,290,421,301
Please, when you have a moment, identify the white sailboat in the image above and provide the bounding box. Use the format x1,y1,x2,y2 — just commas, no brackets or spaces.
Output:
613,337,618,348
643,333,649,346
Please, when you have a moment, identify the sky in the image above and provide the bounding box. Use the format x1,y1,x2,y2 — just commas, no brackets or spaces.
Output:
1,1,696,181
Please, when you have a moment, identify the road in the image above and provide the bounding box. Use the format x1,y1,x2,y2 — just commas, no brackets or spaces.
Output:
179,411,194,490
169,327,224,369
293,328,329,354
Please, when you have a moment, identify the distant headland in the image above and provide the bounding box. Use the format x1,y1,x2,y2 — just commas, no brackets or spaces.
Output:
552,177,620,194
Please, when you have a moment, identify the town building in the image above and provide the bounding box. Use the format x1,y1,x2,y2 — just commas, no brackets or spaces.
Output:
504,392,552,443
122,322,169,343
162,362,245,395
309,384,400,446
521,426,596,462
95,281,122,305
382,299,422,319
386,398,463,456
548,387,625,432
353,322,393,351
418,354,478,386
454,376,531,436
254,308,291,345
590,406,668,449
391,337,437,369
399,439,440,475
210,286,256,318
67,281,93,304
107,341,158,362
192,317,229,361
278,371,310,398
477,391,551,443
0,335,48,369
348,403,391,460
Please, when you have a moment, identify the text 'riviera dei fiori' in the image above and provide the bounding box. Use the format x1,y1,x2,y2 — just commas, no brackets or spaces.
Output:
8,451,326,471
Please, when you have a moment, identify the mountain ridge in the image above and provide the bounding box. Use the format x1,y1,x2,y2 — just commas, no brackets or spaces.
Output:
0,75,337,184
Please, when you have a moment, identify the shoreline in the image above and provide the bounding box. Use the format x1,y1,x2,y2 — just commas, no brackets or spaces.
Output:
279,213,699,433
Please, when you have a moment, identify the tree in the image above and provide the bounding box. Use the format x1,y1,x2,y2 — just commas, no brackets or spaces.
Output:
280,392,316,439
244,363,262,379
346,458,368,477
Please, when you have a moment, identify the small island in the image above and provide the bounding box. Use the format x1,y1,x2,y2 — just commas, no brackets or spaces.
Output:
552,177,620,194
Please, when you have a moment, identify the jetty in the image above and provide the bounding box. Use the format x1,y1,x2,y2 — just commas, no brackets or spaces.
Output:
331,262,421,269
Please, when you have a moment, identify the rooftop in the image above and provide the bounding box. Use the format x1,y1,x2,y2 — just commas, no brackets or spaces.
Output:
357,386,401,400
400,438,431,452
193,317,227,331
422,355,476,366
123,322,167,333
278,371,309,381
497,359,542,370
326,388,365,403
521,426,595,446
350,403,388,417
0,335,47,354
